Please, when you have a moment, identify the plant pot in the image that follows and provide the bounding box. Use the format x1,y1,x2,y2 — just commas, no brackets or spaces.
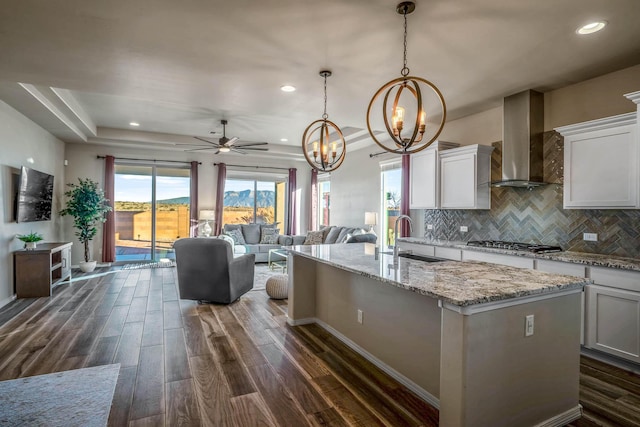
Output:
24,242,37,250
79,260,97,273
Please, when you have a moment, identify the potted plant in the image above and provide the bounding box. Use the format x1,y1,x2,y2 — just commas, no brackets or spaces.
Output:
17,231,43,250
60,178,112,272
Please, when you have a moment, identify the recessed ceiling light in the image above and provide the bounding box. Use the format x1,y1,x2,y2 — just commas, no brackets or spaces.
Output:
129,122,140,127
280,138,288,142
280,85,296,92
576,21,607,35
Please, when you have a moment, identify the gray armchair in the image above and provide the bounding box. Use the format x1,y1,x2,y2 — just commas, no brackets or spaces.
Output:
173,238,255,304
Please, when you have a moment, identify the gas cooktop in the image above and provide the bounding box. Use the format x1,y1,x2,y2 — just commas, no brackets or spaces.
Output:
466,240,563,253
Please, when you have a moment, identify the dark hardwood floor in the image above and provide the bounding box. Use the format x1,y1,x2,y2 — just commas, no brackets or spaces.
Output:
0,266,638,426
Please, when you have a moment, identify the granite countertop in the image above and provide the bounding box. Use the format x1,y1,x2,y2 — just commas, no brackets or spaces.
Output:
398,237,640,272
287,243,588,307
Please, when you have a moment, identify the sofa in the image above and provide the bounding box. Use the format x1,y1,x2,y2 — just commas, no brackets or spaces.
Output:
218,223,377,262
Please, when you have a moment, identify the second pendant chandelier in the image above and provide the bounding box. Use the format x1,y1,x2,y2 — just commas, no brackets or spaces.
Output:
302,70,346,172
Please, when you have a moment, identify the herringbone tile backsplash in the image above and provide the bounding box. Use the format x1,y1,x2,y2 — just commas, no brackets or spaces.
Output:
422,132,640,258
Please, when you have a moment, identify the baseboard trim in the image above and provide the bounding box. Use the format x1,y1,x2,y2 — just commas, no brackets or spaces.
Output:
286,317,316,326
533,405,582,427
0,294,17,310
289,316,440,409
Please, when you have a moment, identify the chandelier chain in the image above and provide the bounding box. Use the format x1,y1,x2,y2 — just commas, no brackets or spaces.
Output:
401,5,409,77
322,74,328,119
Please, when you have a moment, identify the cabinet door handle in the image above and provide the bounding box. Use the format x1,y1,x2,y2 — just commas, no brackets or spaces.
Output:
62,259,67,268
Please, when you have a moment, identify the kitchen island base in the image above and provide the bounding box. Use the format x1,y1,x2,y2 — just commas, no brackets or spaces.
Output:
287,252,583,427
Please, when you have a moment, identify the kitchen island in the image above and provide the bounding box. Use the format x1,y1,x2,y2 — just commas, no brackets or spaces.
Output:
286,243,590,427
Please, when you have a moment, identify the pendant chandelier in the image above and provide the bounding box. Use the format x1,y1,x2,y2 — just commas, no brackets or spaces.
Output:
302,70,346,172
366,1,446,155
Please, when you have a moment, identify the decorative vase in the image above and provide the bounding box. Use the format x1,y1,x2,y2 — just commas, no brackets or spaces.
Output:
79,260,97,273
25,242,37,250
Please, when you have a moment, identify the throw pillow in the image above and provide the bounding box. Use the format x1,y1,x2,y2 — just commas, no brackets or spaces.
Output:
241,223,261,244
278,235,293,246
336,227,356,243
260,227,280,244
340,229,365,243
346,233,377,243
324,227,342,244
224,228,246,245
303,230,324,245
321,226,334,242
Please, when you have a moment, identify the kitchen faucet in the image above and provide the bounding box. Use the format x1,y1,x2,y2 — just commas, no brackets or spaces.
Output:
393,214,413,266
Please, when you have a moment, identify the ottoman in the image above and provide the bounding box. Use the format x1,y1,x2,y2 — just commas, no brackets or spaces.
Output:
265,274,288,299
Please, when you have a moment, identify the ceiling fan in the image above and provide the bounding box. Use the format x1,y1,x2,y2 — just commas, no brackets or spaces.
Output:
186,119,269,154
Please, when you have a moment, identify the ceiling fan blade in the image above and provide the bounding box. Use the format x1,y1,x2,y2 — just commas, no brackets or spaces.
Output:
233,142,269,147
237,147,269,151
185,147,218,152
231,148,249,155
194,136,221,147
225,136,240,147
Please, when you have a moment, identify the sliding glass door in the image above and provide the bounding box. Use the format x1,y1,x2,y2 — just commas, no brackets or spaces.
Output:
381,164,402,249
114,163,191,262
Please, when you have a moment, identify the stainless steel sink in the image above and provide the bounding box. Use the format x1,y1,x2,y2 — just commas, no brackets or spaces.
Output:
379,251,448,263
398,253,448,263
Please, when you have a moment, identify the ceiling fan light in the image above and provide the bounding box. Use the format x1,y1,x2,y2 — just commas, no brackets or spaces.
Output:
577,21,607,35
219,146,231,153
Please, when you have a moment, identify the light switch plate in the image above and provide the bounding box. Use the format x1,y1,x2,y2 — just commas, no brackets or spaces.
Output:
525,314,534,337
426,224,433,230
460,226,468,232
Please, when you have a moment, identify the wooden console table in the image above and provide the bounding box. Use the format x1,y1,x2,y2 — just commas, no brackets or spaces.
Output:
14,242,72,298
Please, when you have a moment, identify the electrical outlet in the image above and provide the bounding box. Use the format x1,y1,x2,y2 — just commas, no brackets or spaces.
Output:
426,224,433,230
460,226,468,232
525,314,534,337
357,309,363,324
583,233,598,242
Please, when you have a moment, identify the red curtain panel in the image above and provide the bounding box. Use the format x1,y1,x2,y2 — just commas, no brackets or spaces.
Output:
400,154,411,237
190,161,198,236
102,155,116,263
310,168,318,230
287,168,297,235
214,163,226,236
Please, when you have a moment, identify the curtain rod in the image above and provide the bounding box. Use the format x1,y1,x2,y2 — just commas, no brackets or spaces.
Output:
214,163,290,171
97,155,201,165
369,151,388,158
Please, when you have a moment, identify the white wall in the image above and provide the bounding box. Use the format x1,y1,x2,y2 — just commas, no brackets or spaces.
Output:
328,148,392,234
0,101,66,307
64,142,309,263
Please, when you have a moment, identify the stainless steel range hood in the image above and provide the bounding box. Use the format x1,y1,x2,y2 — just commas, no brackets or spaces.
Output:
492,89,547,188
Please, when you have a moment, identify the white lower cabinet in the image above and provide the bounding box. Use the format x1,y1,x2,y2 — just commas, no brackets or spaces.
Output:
584,267,640,363
585,284,640,363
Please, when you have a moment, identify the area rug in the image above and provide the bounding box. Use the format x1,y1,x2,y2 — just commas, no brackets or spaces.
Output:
252,263,287,291
0,364,120,427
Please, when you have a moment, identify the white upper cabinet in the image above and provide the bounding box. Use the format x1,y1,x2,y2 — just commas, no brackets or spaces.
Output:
556,91,640,209
409,141,459,209
439,144,494,209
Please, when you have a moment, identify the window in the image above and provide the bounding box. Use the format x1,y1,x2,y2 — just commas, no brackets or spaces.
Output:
223,178,286,226
317,179,330,227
